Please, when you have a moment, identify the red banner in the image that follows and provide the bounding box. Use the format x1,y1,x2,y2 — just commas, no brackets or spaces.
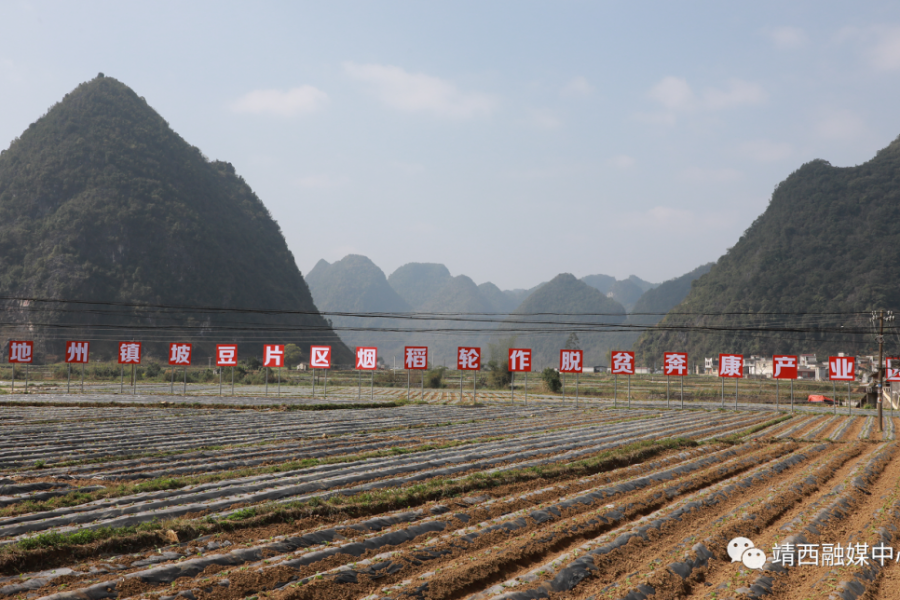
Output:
263,345,285,368
663,352,688,376
611,351,635,375
310,346,331,369
404,346,428,370
887,357,900,382
457,347,481,370
118,342,142,365
829,356,855,381
8,341,33,364
772,355,798,379
559,349,583,374
216,344,238,367
65,341,90,364
169,343,192,366
718,354,743,378
356,347,378,370
508,348,532,372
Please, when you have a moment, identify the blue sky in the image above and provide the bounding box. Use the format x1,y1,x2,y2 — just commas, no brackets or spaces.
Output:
2,1,900,289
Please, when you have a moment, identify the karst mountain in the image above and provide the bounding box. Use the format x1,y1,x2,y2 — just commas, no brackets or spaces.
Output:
0,75,351,363
635,137,900,363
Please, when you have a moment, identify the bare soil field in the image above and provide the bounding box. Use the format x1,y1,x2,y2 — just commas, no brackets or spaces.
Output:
0,399,895,600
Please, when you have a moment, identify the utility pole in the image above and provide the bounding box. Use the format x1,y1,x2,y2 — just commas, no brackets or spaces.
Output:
875,310,894,432
878,310,884,432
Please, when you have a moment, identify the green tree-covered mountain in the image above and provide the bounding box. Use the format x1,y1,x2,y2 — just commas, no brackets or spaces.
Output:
0,75,350,363
635,137,900,363
494,273,627,367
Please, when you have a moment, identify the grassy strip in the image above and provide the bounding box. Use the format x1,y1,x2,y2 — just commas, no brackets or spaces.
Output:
704,414,795,444
0,437,509,518
13,410,640,474
1,414,648,516
0,436,700,568
737,414,795,438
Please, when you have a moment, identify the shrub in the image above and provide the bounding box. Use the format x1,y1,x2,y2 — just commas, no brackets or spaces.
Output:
425,367,446,388
541,368,561,393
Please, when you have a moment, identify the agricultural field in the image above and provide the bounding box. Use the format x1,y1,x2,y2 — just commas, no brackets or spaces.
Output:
0,398,897,600
2,367,881,414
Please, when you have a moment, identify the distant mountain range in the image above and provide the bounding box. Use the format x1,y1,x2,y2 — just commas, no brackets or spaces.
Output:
305,255,708,367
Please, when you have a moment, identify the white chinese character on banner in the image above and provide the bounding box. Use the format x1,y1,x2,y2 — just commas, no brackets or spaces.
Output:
830,357,855,380
170,344,191,365
10,342,30,362
888,358,900,381
217,345,237,366
406,347,427,369
664,353,687,375
774,355,797,377
120,343,141,364
311,346,331,368
10,342,32,362
612,352,634,374
509,349,531,372
264,345,284,367
459,348,480,370
720,355,743,377
357,347,377,369
67,343,88,363
561,351,582,372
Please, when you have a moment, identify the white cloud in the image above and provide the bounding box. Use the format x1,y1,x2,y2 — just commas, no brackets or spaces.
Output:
609,155,636,169
835,25,900,71
561,76,593,97
526,108,562,130
648,77,766,112
702,79,767,109
649,76,694,110
738,140,793,162
231,86,328,117
815,109,866,139
343,62,497,118
766,26,808,49
681,167,743,183
869,26,900,70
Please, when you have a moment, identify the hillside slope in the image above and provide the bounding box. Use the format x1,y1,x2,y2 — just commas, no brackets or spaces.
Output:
628,263,714,327
0,75,350,363
634,138,900,363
